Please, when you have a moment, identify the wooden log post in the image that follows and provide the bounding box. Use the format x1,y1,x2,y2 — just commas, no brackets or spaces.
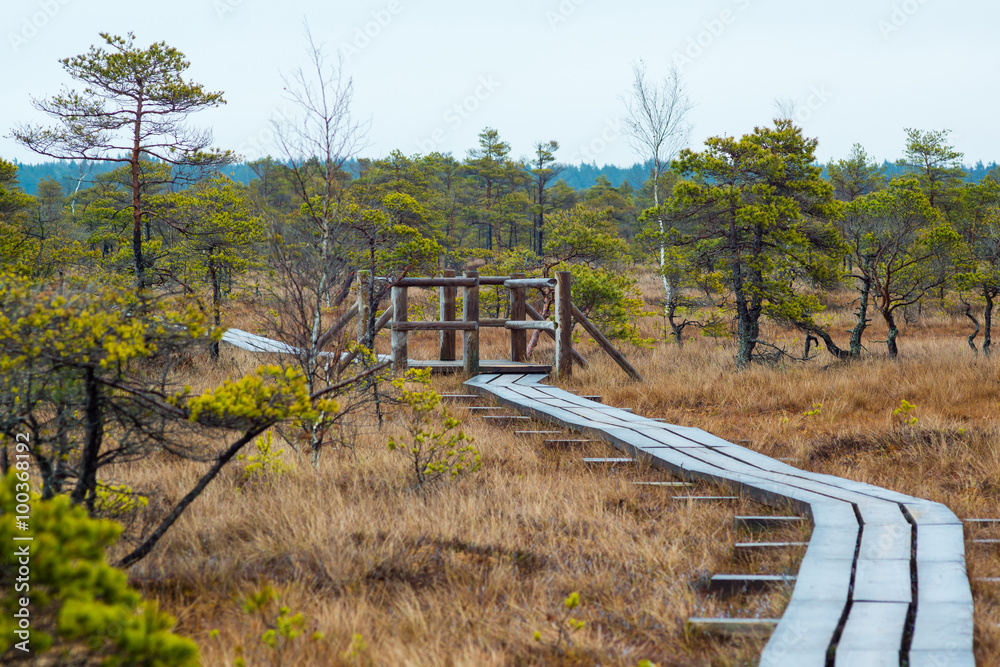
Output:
357,270,371,347
571,304,644,382
555,271,572,379
439,268,456,361
509,272,526,362
463,271,480,376
391,284,408,373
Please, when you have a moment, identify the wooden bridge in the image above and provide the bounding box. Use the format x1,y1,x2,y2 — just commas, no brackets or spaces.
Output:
464,373,975,667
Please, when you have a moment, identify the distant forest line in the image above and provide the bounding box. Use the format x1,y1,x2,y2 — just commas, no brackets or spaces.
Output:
13,156,1000,196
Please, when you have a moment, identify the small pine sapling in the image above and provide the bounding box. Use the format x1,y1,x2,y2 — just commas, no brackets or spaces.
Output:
388,368,480,490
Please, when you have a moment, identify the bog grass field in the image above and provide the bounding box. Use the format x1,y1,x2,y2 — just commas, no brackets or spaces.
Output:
105,281,1000,666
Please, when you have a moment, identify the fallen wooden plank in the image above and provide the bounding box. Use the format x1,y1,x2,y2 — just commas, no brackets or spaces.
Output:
708,574,795,596
543,439,594,448
514,430,563,436
632,481,693,487
734,516,805,531
582,457,634,465
440,394,480,402
734,541,809,551
687,617,778,638
673,495,739,501
480,415,532,425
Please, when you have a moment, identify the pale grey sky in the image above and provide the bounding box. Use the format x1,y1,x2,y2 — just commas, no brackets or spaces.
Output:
3,0,998,169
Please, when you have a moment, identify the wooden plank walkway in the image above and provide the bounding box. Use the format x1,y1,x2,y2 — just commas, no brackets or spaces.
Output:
465,373,974,667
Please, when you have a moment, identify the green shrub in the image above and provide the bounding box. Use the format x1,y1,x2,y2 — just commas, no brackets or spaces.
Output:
0,471,198,665
388,368,480,490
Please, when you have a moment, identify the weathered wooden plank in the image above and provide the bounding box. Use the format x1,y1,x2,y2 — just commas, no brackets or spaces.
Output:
853,558,912,602
833,650,900,667
734,516,805,531
760,600,844,665
440,394,479,402
633,481,693,487
509,272,526,362
504,319,556,331
439,268,457,360
462,270,479,376
910,602,974,652
503,277,557,289
480,415,532,425
916,524,966,562
708,574,795,596
788,555,854,603
555,271,572,380
904,502,962,525
570,302,643,381
514,430,563,436
390,285,408,373
672,495,740,501
413,360,552,375
734,541,809,551
392,320,477,331
916,561,973,604
687,617,778,638
836,601,909,651
396,276,478,287
907,651,976,667
582,457,634,465
858,523,911,561
543,439,594,448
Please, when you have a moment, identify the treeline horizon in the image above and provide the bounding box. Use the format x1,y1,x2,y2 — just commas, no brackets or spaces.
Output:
11,154,1000,196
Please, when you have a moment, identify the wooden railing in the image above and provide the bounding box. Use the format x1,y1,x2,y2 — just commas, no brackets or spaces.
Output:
369,270,643,381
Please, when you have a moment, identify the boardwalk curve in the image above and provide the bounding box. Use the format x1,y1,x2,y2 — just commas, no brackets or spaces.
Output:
465,373,974,667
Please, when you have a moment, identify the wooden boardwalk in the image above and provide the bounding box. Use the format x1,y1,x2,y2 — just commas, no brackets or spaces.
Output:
465,373,974,667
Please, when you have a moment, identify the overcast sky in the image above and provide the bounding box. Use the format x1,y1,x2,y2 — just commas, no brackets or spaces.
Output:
3,0,998,170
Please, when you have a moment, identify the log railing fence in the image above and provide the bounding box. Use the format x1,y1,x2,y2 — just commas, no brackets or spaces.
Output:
370,270,642,381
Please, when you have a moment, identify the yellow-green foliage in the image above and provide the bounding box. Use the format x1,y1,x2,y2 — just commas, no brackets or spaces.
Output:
803,402,822,417
533,591,586,656
182,365,336,430
95,484,149,518
237,432,292,487
893,399,918,426
233,585,324,667
387,368,480,490
0,472,198,665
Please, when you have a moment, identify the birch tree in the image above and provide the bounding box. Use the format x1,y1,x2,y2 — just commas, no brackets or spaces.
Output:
622,61,692,319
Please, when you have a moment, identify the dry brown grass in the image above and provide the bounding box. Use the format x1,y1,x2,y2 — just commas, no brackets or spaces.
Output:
102,279,1000,665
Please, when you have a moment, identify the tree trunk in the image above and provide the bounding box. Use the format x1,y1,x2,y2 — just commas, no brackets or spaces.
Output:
71,366,103,513
848,274,872,357
117,426,267,568
985,291,994,357
209,252,221,360
964,302,980,353
131,98,146,290
885,310,900,358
